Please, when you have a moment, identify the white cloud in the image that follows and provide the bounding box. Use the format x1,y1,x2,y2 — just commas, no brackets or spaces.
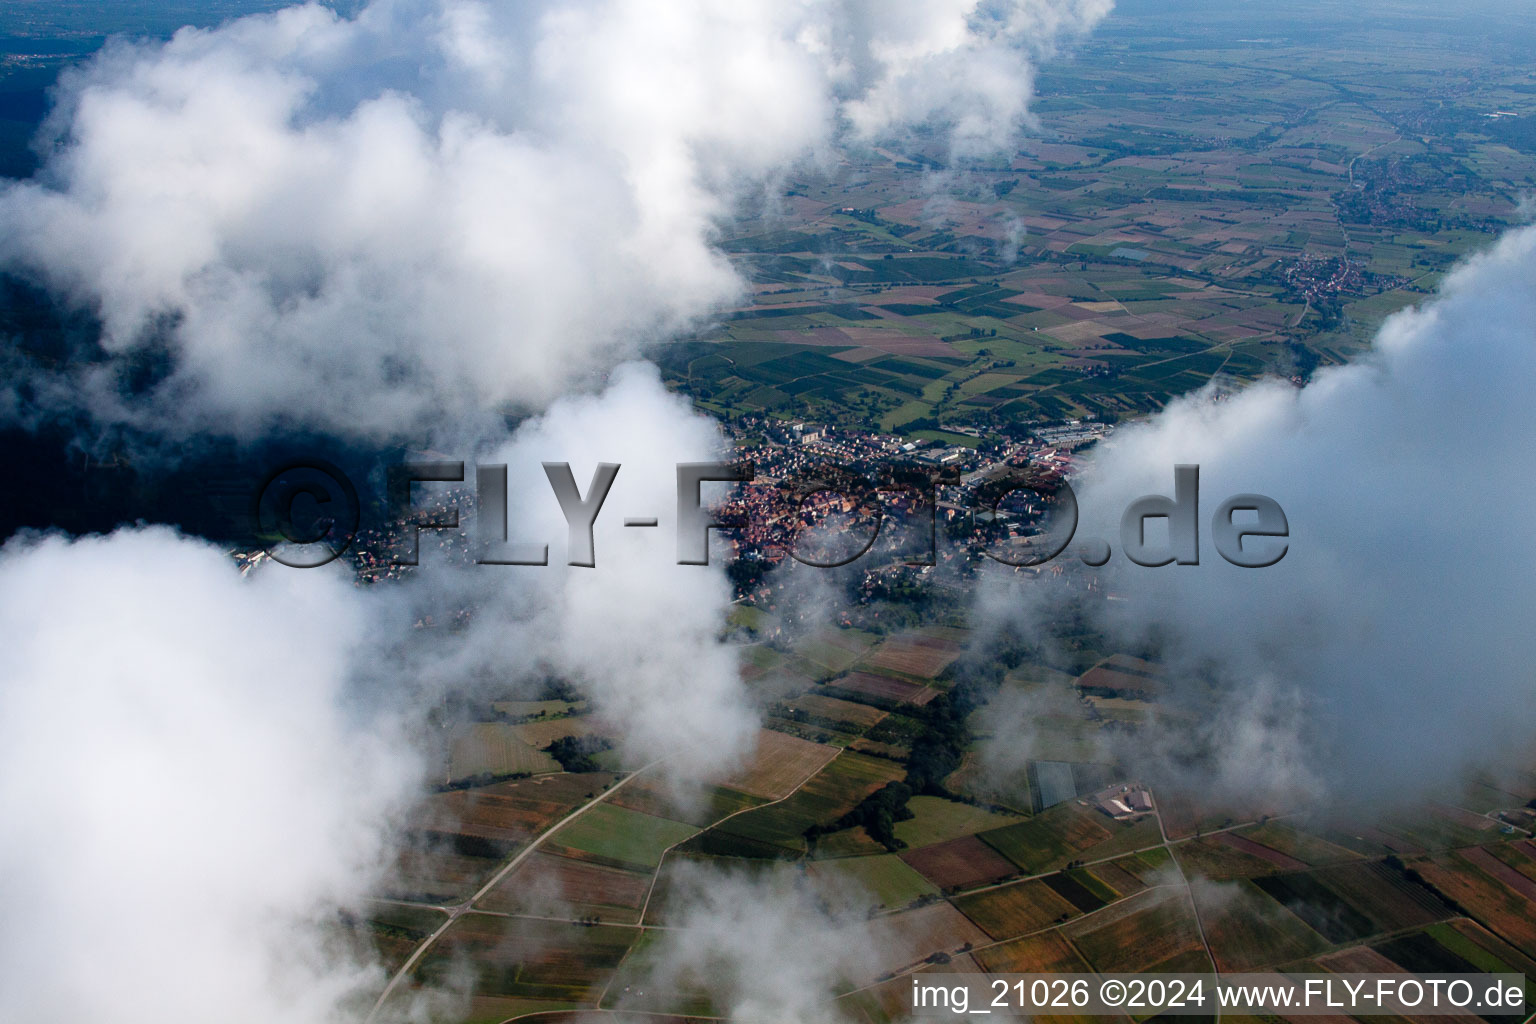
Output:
0,527,419,1023
0,3,1118,1019
1061,224,1536,802
383,364,760,781
1,0,1110,439
606,860,886,1024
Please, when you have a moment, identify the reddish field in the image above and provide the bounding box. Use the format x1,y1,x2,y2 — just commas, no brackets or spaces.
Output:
865,634,960,679
1317,945,1402,973
1432,803,1501,832
1358,825,1425,855
478,850,652,921
1411,856,1536,957
1457,846,1536,902
1084,860,1148,899
900,834,1019,891
1216,832,1307,870
787,691,888,728
426,773,620,844
836,330,960,359
861,903,990,983
1065,888,1204,973
1074,655,1163,700
1152,792,1252,842
832,671,928,704
410,914,636,1004
974,931,1091,974
387,774,622,903
717,728,839,801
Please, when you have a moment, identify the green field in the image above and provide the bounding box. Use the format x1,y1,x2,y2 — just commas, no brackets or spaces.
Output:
688,751,906,858
892,796,1025,849
978,803,1162,874
546,804,699,870
805,854,939,910
1194,878,1330,972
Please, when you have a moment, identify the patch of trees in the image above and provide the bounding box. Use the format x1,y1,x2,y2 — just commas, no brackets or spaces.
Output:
437,770,531,792
1313,296,1345,331
539,678,583,702
904,659,1008,795
726,555,769,595
864,712,927,747
418,830,517,860
1285,341,1320,380
545,735,614,772
806,780,915,852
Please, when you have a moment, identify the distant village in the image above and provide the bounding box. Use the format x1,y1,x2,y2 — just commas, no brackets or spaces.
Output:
715,413,1113,588
236,416,1114,597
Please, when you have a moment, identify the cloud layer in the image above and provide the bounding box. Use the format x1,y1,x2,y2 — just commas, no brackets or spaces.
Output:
383,363,760,781
0,3,1116,1021
1061,224,1536,803
0,528,418,1023
1,0,1109,440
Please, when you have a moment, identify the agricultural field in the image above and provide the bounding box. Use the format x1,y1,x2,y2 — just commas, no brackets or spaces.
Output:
973,930,1092,975
1080,858,1150,901
715,727,841,800
862,632,963,680
510,714,608,750
953,878,1081,940
899,834,1023,893
354,903,449,976
1173,833,1304,881
862,902,991,984
977,801,1162,875
684,751,906,858
891,795,1025,849
824,670,933,706
1234,819,1365,867
1154,791,1268,842
607,777,767,829
476,850,653,924
446,722,561,783
1249,858,1459,945
1191,878,1329,972
405,915,637,1017
1408,851,1536,959
1433,919,1536,980
366,757,1536,1024
385,773,620,903
1063,888,1206,973
779,691,890,732
655,0,1536,440
598,927,723,1018
542,803,699,872
803,853,939,911
794,627,883,673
